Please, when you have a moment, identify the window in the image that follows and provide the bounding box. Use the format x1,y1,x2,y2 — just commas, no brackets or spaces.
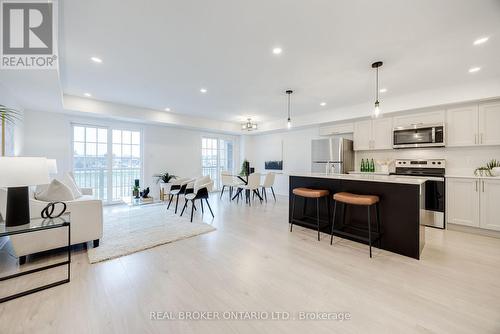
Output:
202,137,234,189
72,125,142,203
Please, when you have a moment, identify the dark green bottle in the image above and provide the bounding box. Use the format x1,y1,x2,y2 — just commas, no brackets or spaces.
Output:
361,159,365,172
370,159,375,173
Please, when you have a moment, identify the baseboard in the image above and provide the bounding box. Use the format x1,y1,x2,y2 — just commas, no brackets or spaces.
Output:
447,223,500,239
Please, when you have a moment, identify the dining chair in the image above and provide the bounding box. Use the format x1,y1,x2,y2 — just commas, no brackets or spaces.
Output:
168,177,194,214
260,172,276,202
235,173,262,206
220,171,242,200
180,175,215,222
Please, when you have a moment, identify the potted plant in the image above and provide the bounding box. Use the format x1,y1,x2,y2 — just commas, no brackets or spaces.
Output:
239,160,250,177
154,172,177,200
132,185,140,198
487,159,500,176
154,172,177,184
1,104,21,157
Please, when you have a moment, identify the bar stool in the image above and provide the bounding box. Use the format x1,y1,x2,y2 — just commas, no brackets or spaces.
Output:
330,192,381,258
290,187,330,241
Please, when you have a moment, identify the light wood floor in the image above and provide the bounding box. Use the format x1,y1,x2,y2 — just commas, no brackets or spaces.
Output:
1,194,500,334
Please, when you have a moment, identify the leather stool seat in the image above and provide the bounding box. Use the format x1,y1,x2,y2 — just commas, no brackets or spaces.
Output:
333,192,379,206
292,187,329,198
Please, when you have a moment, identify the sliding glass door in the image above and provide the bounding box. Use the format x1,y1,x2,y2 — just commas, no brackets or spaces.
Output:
72,125,142,203
201,137,234,190
72,125,109,200
111,130,141,201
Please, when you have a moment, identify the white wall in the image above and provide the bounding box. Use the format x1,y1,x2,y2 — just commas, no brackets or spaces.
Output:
22,110,240,199
245,127,321,195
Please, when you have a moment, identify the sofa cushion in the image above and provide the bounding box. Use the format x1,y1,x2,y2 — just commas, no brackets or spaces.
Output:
35,179,75,202
62,173,82,199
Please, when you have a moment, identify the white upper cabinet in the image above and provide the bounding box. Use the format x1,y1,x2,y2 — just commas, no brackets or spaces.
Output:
371,118,393,150
393,110,445,128
446,105,479,147
478,102,500,146
319,122,354,136
479,179,500,231
446,178,480,228
353,120,372,151
351,100,500,151
353,117,393,151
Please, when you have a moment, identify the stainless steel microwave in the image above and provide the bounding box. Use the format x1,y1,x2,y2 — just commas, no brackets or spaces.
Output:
393,123,445,149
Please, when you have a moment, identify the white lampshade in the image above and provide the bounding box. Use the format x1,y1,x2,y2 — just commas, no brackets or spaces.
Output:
0,157,50,187
47,159,58,175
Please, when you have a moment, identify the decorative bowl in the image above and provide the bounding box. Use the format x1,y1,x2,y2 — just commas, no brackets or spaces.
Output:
492,167,500,177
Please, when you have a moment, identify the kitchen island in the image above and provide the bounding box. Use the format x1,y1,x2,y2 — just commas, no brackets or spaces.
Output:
289,173,427,259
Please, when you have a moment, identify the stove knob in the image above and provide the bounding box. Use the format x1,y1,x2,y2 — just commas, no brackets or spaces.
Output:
437,162,441,165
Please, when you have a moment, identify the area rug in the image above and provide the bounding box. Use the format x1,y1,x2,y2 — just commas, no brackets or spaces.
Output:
87,204,216,264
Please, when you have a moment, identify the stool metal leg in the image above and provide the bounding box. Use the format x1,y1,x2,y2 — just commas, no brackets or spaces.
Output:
367,205,372,258
290,194,296,232
316,198,320,241
376,202,381,248
330,200,337,245
326,196,331,228
342,202,347,228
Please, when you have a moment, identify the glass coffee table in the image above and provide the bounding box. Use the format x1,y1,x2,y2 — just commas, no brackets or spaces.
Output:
0,213,71,303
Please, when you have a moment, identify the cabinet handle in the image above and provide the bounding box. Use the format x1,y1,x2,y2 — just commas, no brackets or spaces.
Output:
474,134,477,145
480,133,483,144
475,180,478,192
482,180,485,192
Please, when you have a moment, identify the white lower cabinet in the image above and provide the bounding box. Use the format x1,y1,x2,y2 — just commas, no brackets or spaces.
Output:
446,178,480,227
480,179,500,231
446,177,500,231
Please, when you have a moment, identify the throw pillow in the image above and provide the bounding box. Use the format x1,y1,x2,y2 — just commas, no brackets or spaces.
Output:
35,179,75,202
62,173,82,199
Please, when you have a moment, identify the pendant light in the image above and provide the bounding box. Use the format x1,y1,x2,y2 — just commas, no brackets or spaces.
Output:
286,90,293,129
371,61,383,118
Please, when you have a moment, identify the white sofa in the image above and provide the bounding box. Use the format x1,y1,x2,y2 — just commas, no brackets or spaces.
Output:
0,187,103,263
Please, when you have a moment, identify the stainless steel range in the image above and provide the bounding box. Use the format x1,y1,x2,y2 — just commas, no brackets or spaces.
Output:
392,159,446,229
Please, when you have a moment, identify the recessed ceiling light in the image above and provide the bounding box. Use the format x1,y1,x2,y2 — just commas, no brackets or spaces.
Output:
320,102,327,106
200,88,207,93
468,67,481,73
473,37,489,45
84,93,92,97
272,47,282,55
379,88,388,93
90,57,102,63
164,107,171,112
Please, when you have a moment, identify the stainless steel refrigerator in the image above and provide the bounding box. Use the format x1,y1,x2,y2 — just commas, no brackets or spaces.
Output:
311,137,354,174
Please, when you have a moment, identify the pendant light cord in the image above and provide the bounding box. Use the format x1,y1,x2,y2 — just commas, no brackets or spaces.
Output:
376,66,379,103
287,93,291,120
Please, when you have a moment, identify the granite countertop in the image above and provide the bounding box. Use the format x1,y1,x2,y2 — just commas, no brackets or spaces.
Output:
289,172,429,185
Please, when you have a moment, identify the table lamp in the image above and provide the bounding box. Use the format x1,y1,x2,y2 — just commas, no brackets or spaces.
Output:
47,159,58,175
0,157,49,227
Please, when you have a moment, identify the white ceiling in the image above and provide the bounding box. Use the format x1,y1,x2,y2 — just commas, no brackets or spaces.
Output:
58,0,500,123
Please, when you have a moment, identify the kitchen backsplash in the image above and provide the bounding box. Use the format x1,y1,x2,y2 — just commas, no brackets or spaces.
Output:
355,146,500,176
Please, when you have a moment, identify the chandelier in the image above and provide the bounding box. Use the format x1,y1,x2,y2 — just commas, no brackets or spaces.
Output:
241,118,258,131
